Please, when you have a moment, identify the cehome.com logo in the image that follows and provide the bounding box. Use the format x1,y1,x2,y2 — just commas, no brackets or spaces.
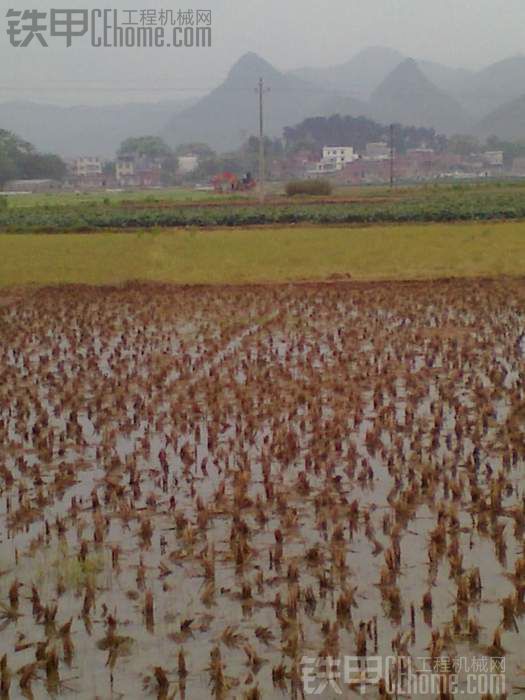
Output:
6,9,212,48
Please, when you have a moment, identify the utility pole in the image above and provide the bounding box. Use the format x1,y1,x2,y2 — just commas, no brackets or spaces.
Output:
389,123,395,188
257,77,268,203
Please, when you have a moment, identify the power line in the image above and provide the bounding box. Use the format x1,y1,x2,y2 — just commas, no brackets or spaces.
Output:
0,83,361,95
0,86,229,93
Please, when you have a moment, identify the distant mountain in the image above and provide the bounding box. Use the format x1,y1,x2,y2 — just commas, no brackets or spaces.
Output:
458,56,525,118
291,47,475,103
316,94,370,122
292,46,520,129
6,48,525,158
369,59,469,134
417,60,473,96
476,93,525,141
290,47,405,100
162,52,364,151
0,99,193,158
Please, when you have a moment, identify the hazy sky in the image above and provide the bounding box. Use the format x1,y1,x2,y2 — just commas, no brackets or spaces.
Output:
1,0,525,105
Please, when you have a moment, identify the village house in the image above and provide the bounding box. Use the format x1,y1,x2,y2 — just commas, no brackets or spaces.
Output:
333,158,393,184
72,156,103,178
332,151,466,184
177,154,199,175
309,146,358,175
70,156,106,188
365,142,390,160
116,154,163,188
511,157,525,176
482,151,504,167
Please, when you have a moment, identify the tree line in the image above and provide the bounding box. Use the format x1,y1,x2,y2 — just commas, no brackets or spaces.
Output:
0,130,66,187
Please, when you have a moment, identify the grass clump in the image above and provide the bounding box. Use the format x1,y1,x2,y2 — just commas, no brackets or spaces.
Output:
35,544,105,591
285,179,333,196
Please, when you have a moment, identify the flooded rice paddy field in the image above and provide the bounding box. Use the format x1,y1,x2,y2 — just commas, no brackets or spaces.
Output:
0,279,524,699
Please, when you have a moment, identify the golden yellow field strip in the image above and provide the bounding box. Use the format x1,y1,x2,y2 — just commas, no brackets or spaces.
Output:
1,221,525,287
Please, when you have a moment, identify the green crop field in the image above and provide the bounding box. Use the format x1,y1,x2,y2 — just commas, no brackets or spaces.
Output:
1,221,524,287
2,179,525,208
3,180,525,231
2,181,525,289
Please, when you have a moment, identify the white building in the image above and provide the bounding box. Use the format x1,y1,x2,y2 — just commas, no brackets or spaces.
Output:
365,142,390,161
116,156,135,183
178,154,199,174
115,154,163,187
310,146,358,175
482,151,504,167
322,146,357,167
72,156,103,177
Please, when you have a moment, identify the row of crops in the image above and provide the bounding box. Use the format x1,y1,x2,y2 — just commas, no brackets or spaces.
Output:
2,194,525,231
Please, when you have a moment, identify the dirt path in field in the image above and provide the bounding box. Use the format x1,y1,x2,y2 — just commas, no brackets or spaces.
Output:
0,288,32,307
119,194,409,210
2,275,523,296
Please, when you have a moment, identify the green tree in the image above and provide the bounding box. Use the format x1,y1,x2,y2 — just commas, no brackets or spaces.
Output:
23,154,67,180
160,154,181,185
0,130,66,186
117,136,172,159
0,151,17,187
102,160,116,177
448,134,481,156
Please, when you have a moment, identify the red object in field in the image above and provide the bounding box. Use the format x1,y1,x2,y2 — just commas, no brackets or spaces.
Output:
212,172,256,193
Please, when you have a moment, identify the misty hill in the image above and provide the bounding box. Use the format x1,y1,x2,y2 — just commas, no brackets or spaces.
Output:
162,52,367,152
292,48,525,126
476,93,525,141
417,60,473,96
0,99,192,158
290,47,404,100
6,49,525,158
291,47,474,103
368,59,468,134
316,93,370,122
458,56,525,118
